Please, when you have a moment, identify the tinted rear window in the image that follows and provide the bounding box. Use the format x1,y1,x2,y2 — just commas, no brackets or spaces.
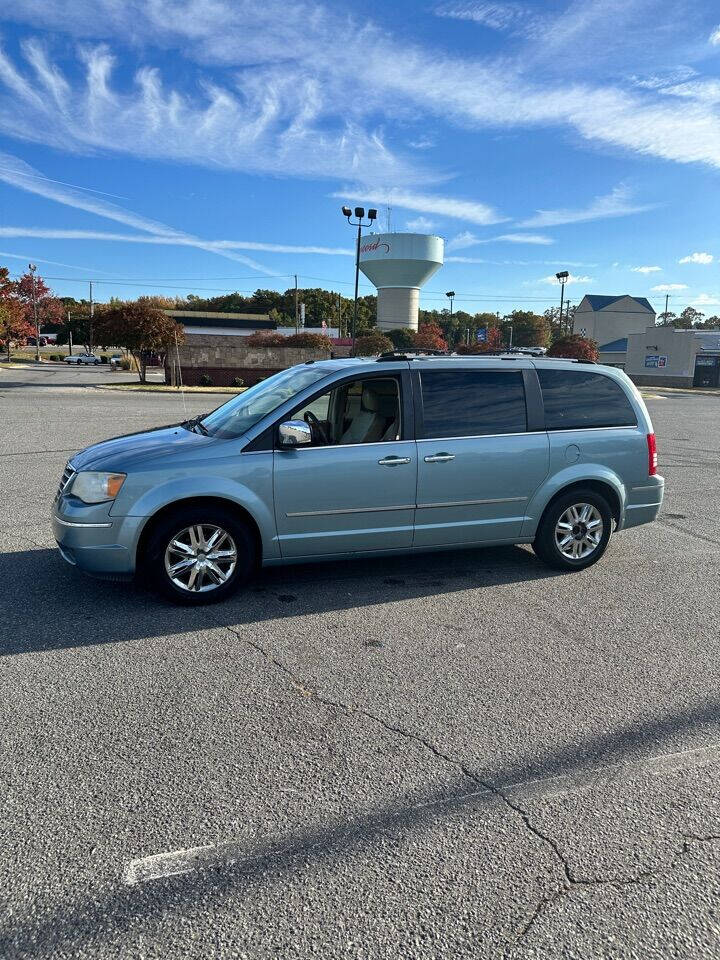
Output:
420,370,527,438
538,369,637,430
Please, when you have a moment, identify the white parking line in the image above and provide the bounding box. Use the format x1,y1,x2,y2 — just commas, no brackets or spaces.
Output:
124,740,720,886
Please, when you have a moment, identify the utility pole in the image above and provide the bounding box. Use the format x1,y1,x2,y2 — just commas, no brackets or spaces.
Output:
67,310,74,356
337,293,342,338
294,275,299,334
556,271,569,337
29,263,39,363
89,280,94,353
664,293,669,322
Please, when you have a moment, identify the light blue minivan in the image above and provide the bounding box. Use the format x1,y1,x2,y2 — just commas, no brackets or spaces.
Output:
51,355,664,603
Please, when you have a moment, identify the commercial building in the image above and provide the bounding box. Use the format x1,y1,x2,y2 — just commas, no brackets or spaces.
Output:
573,295,656,367
625,326,720,388
164,310,274,336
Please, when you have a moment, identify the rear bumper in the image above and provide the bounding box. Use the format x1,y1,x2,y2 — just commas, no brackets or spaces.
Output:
620,476,664,530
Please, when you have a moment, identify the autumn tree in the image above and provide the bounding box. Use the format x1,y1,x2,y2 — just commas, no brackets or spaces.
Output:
0,266,33,360
414,322,447,351
353,332,393,356
13,270,64,341
94,302,184,382
547,334,599,362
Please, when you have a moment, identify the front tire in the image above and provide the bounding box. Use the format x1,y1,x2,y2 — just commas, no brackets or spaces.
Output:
144,506,256,604
532,488,612,571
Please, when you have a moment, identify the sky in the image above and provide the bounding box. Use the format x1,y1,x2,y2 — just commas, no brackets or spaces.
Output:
1,0,720,317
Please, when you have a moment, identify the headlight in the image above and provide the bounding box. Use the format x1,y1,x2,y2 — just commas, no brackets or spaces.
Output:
70,471,126,504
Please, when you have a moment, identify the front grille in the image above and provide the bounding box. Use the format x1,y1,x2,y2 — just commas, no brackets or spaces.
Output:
56,463,76,500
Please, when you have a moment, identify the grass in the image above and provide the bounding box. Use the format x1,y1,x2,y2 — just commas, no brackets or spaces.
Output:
99,383,245,394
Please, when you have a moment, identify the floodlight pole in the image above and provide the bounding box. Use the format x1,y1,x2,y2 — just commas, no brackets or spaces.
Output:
556,271,569,335
342,205,377,349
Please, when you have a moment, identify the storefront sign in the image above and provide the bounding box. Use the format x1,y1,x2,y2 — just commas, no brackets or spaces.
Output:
645,355,667,368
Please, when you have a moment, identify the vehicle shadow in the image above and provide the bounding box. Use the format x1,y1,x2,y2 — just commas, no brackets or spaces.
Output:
1,543,563,657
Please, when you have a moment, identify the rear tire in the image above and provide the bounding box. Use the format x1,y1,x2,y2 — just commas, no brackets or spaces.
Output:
144,505,255,604
532,488,612,571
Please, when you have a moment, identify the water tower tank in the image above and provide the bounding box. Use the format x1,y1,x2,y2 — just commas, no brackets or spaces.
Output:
359,233,444,332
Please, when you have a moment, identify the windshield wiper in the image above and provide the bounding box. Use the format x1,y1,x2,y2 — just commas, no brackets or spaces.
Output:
182,415,209,436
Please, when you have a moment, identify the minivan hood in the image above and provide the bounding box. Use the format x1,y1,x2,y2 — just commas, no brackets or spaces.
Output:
71,423,217,472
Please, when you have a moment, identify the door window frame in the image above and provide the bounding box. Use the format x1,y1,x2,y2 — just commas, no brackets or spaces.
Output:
411,365,543,440
246,368,415,451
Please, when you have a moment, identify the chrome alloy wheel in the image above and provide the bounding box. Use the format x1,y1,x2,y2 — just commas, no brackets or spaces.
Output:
554,503,604,560
164,524,238,593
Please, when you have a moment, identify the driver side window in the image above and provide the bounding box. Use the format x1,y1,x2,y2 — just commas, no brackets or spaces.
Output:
291,377,401,447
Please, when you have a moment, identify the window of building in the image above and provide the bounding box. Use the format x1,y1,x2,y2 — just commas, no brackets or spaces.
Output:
420,370,527,438
538,369,637,430
291,377,401,446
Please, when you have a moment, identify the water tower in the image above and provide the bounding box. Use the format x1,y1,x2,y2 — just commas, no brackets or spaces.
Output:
359,233,444,332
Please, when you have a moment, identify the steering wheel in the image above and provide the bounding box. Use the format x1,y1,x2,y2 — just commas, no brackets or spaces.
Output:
304,410,329,445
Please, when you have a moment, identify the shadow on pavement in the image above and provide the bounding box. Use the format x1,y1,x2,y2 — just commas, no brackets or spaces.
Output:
1,543,561,657
3,692,720,957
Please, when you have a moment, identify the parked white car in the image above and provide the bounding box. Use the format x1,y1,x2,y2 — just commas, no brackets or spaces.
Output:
65,353,102,365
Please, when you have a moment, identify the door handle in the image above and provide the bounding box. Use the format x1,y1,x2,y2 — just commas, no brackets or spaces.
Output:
424,453,455,463
378,456,411,466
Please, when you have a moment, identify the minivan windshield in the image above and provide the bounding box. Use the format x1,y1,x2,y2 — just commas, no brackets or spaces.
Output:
199,365,330,439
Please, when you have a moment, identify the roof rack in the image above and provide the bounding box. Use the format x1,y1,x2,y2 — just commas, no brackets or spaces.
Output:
375,351,596,364
377,349,448,361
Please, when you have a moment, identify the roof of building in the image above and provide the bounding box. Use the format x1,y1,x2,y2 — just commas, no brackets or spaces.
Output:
164,309,274,331
598,337,628,352
581,295,655,313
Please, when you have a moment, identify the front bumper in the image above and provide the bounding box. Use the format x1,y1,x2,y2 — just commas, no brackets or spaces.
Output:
51,501,144,579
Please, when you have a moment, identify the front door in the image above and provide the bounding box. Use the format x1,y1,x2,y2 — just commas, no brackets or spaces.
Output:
273,374,417,558
413,365,549,546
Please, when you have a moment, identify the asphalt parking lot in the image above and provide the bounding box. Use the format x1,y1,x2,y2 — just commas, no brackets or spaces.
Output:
2,364,719,959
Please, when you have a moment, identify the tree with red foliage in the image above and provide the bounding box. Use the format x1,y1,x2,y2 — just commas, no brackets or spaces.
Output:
13,271,64,342
547,334,599,362
0,267,33,360
283,332,333,350
413,322,447,351
94,301,184,382
245,331,286,346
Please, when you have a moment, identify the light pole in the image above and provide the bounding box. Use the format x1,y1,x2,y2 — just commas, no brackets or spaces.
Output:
556,271,569,335
446,290,455,342
29,263,40,363
342,205,377,348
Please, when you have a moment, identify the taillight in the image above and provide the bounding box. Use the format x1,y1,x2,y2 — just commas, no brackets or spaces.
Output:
647,433,657,476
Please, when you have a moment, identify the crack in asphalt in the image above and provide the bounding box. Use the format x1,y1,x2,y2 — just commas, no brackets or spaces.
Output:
224,625,720,957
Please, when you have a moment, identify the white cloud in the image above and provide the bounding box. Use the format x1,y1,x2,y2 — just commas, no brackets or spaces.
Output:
631,265,662,273
521,184,655,228
1,1,720,202
332,188,506,226
0,152,279,274
679,252,713,264
538,274,593,285
496,233,553,245
693,293,720,305
710,26,720,46
434,2,544,38
652,283,688,291
446,231,481,251
0,225,353,256
446,256,593,266
405,216,436,232
0,249,111,273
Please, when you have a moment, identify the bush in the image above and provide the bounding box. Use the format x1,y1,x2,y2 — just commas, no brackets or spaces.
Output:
100,355,109,364
547,334,599,362
232,376,245,387
245,331,285,346
353,332,394,356
49,353,63,361
386,328,416,350
283,332,333,350
199,373,214,386
120,357,132,370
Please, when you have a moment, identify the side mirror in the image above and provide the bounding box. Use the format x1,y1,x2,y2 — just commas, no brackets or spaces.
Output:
278,420,312,447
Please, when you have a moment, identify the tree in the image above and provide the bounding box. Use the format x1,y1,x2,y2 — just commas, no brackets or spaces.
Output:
386,328,416,350
13,270,64,340
94,302,184,382
456,327,503,353
547,334,599,362
674,307,704,329
503,310,550,348
0,300,32,361
354,332,393,356
283,332,333,350
245,331,286,346
413,322,447,351
656,311,677,326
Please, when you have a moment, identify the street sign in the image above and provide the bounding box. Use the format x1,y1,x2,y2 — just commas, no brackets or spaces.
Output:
476,327,487,343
